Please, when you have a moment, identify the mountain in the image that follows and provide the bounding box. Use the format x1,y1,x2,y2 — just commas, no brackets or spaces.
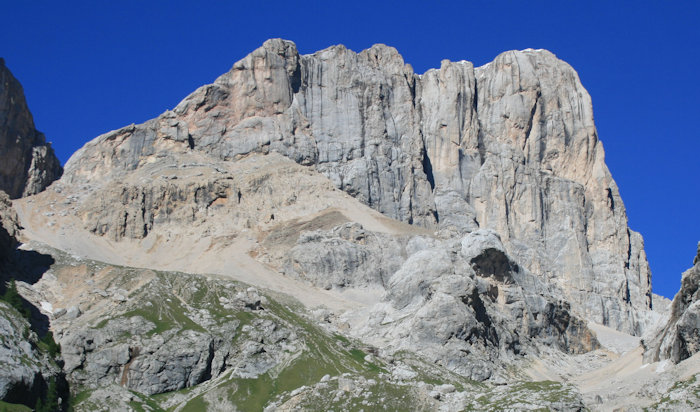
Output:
1,40,698,411
60,39,652,334
0,58,62,199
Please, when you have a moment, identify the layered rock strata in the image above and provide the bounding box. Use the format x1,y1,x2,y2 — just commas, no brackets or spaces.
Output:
0,59,62,198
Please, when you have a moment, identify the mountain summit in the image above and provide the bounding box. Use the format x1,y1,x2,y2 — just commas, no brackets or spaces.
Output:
62,39,652,334
3,40,697,411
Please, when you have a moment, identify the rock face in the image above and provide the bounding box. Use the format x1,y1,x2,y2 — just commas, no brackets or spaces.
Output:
60,40,652,335
347,229,598,381
282,222,408,290
45,261,301,397
0,58,62,198
0,301,61,406
281,224,599,381
647,243,700,363
0,190,20,261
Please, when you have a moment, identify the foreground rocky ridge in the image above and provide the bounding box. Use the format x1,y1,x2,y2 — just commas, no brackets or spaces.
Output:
0,59,62,198
12,243,594,411
62,39,651,334
0,191,65,409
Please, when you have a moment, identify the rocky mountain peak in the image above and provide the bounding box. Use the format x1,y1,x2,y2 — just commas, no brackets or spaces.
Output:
5,39,699,411
54,40,654,335
0,59,62,198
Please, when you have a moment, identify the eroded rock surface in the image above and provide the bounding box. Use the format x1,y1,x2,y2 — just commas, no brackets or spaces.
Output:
0,59,62,198
0,301,61,404
49,265,300,396
647,243,700,363
351,229,599,381
59,40,652,334
0,190,20,261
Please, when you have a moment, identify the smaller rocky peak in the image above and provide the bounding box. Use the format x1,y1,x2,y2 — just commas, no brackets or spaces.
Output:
228,38,300,78
260,38,300,63
645,243,700,363
358,43,408,73
0,60,62,198
475,48,575,86
439,58,474,70
488,48,559,66
309,43,351,62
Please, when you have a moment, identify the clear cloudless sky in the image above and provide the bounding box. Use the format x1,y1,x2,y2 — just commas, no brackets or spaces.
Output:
1,1,698,299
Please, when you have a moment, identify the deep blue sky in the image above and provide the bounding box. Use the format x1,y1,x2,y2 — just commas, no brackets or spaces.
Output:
2,1,698,299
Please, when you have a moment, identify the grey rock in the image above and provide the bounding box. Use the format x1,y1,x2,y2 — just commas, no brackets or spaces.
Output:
282,222,406,289
58,271,301,397
0,190,19,262
59,40,652,335
0,59,62,198
52,307,67,319
65,305,82,319
0,301,60,403
646,243,700,363
81,175,237,242
365,230,598,381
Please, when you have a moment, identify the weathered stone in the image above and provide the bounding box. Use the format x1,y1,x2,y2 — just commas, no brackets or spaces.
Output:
59,40,652,335
646,243,700,363
0,59,62,198
359,229,599,381
0,190,19,262
0,301,60,405
282,222,406,289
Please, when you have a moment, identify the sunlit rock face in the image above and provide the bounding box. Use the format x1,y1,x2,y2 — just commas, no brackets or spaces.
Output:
61,39,652,335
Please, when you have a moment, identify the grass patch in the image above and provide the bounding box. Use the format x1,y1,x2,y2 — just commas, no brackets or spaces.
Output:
122,296,205,336
180,394,208,412
128,396,166,412
0,401,32,412
68,390,92,408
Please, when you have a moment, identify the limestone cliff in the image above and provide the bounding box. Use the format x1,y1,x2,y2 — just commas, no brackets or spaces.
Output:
0,58,62,198
61,39,652,334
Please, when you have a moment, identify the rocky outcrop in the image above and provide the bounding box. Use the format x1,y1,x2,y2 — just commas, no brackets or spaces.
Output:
0,190,20,261
345,229,599,381
57,271,300,396
282,222,407,290
0,59,62,198
0,301,61,406
647,242,700,363
287,224,600,381
59,40,652,335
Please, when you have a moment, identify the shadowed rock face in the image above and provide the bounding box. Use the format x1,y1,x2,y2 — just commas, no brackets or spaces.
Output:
0,59,62,198
647,243,700,363
0,191,19,262
61,40,652,334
